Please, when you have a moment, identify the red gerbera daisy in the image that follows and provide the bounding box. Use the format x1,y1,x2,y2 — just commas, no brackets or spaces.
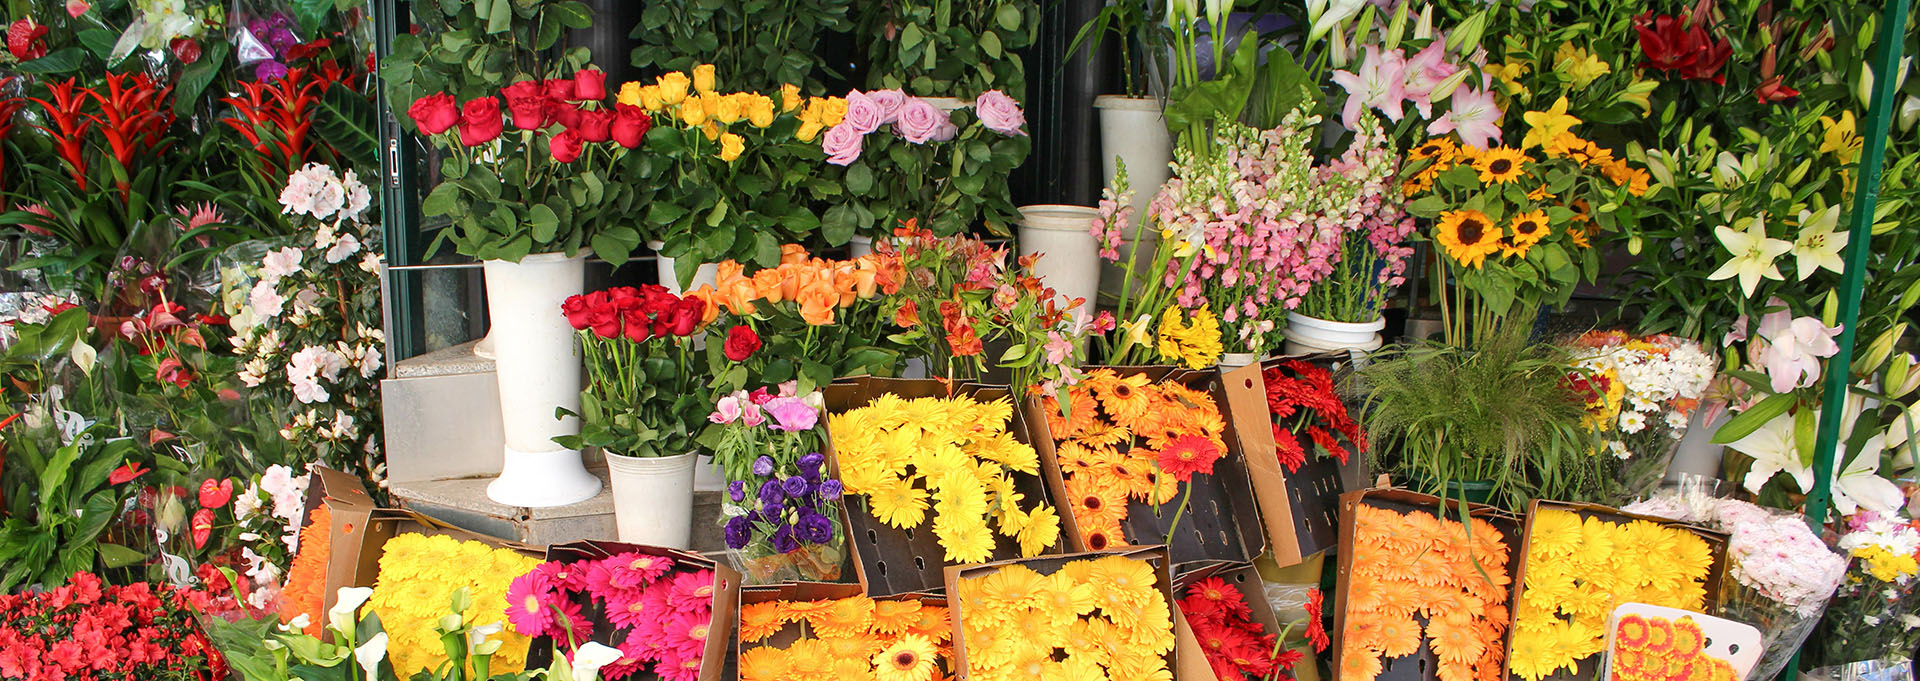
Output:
1156,434,1222,482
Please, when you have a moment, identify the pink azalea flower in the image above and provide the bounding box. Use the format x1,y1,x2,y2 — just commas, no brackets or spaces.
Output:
1427,80,1502,149
1330,46,1408,129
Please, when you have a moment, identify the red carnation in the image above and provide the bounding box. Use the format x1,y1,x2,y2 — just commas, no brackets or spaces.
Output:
573,108,613,143
611,104,652,148
550,129,584,163
407,92,460,135
573,68,607,100
722,325,761,361
502,80,552,130
458,96,504,146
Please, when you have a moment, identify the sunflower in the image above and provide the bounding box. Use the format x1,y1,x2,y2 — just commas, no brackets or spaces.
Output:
1527,184,1556,201
1566,222,1592,248
1435,210,1503,269
1509,210,1549,246
869,476,931,529
874,634,940,681
1473,146,1530,184
1410,137,1458,163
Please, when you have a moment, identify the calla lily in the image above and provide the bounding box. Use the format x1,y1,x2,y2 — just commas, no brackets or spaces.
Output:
571,642,625,681
1791,204,1847,279
354,632,389,679
1731,412,1814,496
1708,216,1791,297
1204,0,1230,29
330,586,375,634
1755,303,1841,393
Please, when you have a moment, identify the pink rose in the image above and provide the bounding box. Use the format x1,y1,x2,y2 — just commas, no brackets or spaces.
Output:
893,98,947,144
821,121,864,166
933,118,959,142
868,89,907,124
841,90,884,135
973,90,1026,136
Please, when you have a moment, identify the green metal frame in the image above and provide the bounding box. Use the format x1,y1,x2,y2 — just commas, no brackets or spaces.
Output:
374,0,430,364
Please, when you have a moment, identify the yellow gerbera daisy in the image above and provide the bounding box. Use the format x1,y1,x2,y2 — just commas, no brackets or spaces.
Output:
868,476,931,529
873,634,940,681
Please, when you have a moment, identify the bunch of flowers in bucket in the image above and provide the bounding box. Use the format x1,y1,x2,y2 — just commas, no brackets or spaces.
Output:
506,552,719,681
0,572,226,681
1263,359,1366,473
829,393,1062,563
1802,511,1920,671
1042,369,1228,551
704,244,909,390
737,595,954,681
815,89,1030,237
708,385,848,584
1564,331,1715,501
556,285,716,459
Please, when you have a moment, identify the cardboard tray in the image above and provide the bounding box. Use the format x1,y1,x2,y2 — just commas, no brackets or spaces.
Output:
1170,561,1288,681
942,546,1178,681
1331,488,1525,681
823,376,1065,597
734,582,950,673
1021,366,1267,569
1504,499,1731,681
521,540,742,681
1219,354,1354,568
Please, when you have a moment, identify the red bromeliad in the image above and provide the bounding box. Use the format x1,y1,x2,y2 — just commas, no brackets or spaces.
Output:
219,65,339,179
28,78,93,189
91,72,176,168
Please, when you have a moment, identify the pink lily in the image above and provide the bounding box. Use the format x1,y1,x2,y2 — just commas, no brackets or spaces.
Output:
1330,46,1408,129
1754,301,1841,393
1400,42,1458,118
1426,77,1503,149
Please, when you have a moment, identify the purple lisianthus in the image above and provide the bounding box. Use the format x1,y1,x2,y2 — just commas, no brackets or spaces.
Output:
724,515,751,550
771,524,800,554
764,397,819,432
757,479,786,506
798,452,825,476
781,475,811,497
796,510,835,544
819,479,844,501
821,122,863,166
752,455,775,477
728,480,747,502
974,90,1027,136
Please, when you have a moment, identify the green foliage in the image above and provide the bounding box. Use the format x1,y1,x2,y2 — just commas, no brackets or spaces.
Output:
860,0,1038,98
627,0,854,93
627,109,829,277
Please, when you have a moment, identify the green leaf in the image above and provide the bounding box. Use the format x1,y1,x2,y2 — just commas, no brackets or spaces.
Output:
846,162,874,195
291,0,333,35
529,204,560,243
421,182,462,216
15,48,87,74
980,30,1003,58
313,85,379,170
173,41,230,116
1712,393,1796,444
995,4,1023,31
485,0,513,33
551,1,595,29
77,29,118,59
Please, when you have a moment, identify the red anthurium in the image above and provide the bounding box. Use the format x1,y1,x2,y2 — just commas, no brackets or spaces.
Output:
108,463,151,485
156,357,193,388
197,478,233,509
7,18,48,61
189,508,214,549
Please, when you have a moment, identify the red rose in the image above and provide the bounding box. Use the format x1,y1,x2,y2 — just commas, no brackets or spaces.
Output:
190,509,214,549
562,293,594,330
607,286,642,313
638,284,678,317
722,325,761,361
573,108,613,143
553,103,584,130
573,68,607,100
622,308,652,343
458,96,504,146
666,297,704,336
407,92,460,135
550,129,584,163
611,104,653,149
502,80,551,130
542,79,575,103
197,478,233,509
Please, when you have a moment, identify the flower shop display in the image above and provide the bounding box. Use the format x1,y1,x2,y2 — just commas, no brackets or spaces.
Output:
1563,332,1715,503
506,542,735,681
1802,513,1920,679
735,584,953,681
369,532,544,674
815,88,1031,242
706,385,848,584
700,245,909,393
0,572,227,680
826,381,1063,594
557,284,717,543
1507,504,1724,681
947,548,1178,681
1232,357,1363,564
1331,490,1517,681
1175,564,1302,681
218,583,539,681
1603,606,1759,681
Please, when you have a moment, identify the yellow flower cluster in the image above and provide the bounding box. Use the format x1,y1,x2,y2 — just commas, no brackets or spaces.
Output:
369,533,545,675
954,556,1174,681
1509,510,1714,680
613,64,807,162
1856,544,1920,583
1154,307,1222,370
830,394,1062,563
794,95,849,143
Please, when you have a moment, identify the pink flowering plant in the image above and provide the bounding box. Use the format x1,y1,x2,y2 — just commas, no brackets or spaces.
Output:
814,89,1029,238
505,552,718,681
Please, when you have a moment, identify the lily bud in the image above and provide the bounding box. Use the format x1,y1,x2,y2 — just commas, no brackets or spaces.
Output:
1328,25,1351,67
1629,235,1643,255
1431,68,1472,101
1205,0,1229,32
1354,4,1376,42
1891,352,1920,398
1785,158,1810,185
1446,11,1486,54
1823,289,1840,328
1902,95,1920,132
1415,5,1434,40
1855,323,1904,377
1899,277,1920,311
1384,0,1409,50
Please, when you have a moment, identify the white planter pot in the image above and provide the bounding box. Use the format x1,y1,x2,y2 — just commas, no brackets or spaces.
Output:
647,240,719,295
1016,205,1102,318
848,234,874,257
1095,96,1172,219
1283,313,1386,357
605,450,697,549
481,253,603,508
1219,352,1260,370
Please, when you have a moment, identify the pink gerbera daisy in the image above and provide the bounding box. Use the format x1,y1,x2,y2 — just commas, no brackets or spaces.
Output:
665,570,715,612
537,560,590,593
660,652,704,681
605,583,656,631
550,598,593,650
663,610,712,659
622,620,671,664
604,552,675,589
504,570,557,637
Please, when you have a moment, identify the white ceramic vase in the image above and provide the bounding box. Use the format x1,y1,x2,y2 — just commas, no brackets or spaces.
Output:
1668,399,1731,481
1016,205,1102,317
1094,96,1172,302
648,240,719,295
481,253,603,508
848,234,874,257
1283,313,1386,357
605,450,697,549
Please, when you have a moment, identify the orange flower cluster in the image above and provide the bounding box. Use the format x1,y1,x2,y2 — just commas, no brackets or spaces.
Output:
704,244,903,325
1341,505,1512,681
1041,370,1227,551
1610,614,1737,681
737,595,953,681
278,504,332,637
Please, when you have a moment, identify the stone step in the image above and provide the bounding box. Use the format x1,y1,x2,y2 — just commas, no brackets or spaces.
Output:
389,472,727,552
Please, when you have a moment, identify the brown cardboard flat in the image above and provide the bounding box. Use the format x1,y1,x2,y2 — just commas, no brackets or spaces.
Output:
823,376,1064,597
942,546,1177,680
1170,562,1288,681
303,466,377,635
520,540,741,681
1022,366,1267,569
1220,355,1352,568
1331,488,1525,681
1503,499,1731,681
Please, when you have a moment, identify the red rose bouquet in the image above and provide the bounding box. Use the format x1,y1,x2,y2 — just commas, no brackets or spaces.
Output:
555,286,717,458
0,572,226,681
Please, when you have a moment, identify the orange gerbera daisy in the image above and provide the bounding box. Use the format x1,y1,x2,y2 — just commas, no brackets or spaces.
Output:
1339,644,1385,681
1091,372,1154,422
908,606,952,642
740,601,791,642
872,599,923,635
1375,614,1422,658
1427,614,1487,665
812,596,878,637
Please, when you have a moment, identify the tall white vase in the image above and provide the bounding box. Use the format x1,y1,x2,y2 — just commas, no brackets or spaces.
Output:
647,240,719,295
1017,205,1103,318
481,253,603,508
1094,96,1172,302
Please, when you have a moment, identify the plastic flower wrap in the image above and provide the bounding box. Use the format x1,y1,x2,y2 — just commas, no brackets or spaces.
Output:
1338,505,1511,681
1801,512,1920,670
710,385,848,584
953,555,1175,681
1566,331,1715,500
737,594,953,681
369,534,544,674
1041,369,1228,551
1508,510,1714,680
1180,577,1302,681
829,394,1061,563
1609,613,1740,681
505,552,717,681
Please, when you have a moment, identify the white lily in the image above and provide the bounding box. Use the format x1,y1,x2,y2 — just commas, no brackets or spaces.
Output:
1204,0,1231,29
1708,216,1792,298
571,642,625,681
354,632,389,680
1791,204,1848,279
1309,0,1367,44
1833,434,1906,515
329,586,375,634
1730,412,1814,496
70,340,97,375
1901,95,1920,133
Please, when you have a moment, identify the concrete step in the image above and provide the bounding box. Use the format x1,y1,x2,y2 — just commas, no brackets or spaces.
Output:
389,472,727,552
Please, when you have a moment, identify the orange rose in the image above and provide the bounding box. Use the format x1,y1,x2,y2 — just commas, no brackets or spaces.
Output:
851,261,879,299
752,269,788,304
780,244,809,265
716,260,748,287
719,278,758,315
832,269,859,307
779,266,808,302
685,284,721,325
796,282,838,325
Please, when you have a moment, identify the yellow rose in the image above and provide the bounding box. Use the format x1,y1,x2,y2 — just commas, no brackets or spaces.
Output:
818,97,848,127
780,84,802,112
718,132,744,161
797,120,825,143
615,81,644,107
714,93,743,125
746,95,776,127
703,120,721,141
679,94,709,126
692,64,716,94
656,72,691,106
